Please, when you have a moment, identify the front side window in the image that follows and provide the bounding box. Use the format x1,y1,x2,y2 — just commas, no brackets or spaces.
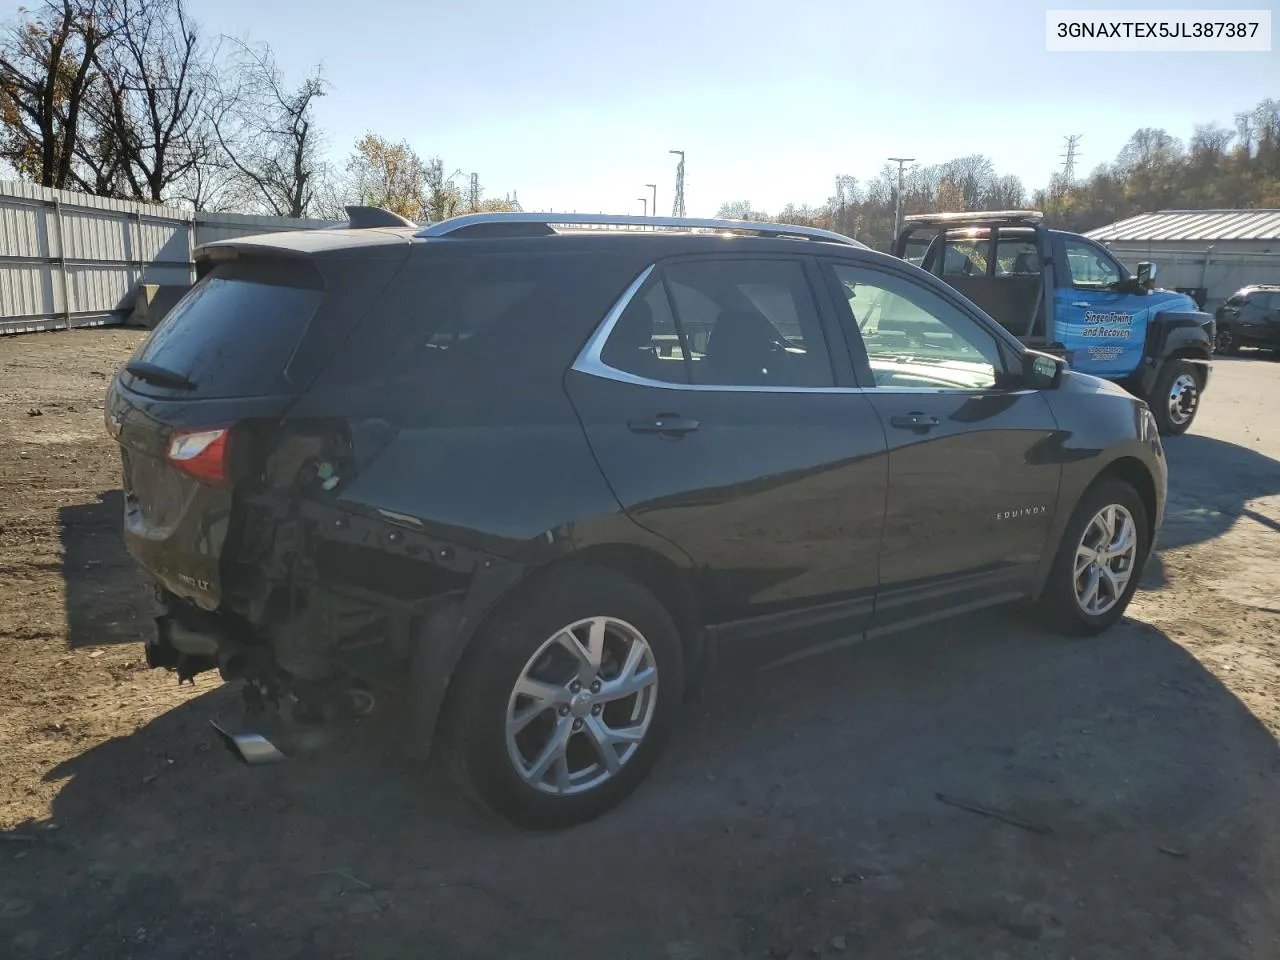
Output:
830,262,1003,391
1064,239,1121,289
601,258,834,388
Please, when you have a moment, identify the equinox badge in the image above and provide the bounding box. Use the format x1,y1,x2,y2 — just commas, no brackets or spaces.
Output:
995,506,1047,521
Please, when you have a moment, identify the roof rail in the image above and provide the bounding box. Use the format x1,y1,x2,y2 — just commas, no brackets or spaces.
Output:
343,205,419,229
902,210,1044,226
414,212,864,247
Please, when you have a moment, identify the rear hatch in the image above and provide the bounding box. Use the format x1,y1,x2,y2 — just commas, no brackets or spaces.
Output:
107,247,406,610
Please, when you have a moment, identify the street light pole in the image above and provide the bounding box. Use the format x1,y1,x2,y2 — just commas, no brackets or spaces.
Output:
645,183,657,221
638,198,648,216
888,157,915,245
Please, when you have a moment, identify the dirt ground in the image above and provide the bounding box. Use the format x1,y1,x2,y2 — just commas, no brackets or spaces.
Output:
2,329,1279,960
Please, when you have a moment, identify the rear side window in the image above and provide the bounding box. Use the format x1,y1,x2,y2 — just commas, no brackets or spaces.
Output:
941,235,989,277
993,237,1040,276
320,252,626,389
127,261,323,398
603,258,834,388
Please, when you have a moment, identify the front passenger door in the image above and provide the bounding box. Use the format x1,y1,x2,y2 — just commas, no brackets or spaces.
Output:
822,260,1063,630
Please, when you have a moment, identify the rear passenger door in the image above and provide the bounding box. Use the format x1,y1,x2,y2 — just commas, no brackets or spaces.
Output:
565,255,888,668
819,258,1062,631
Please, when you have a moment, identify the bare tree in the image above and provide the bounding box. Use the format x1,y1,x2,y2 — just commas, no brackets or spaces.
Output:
211,39,327,217
91,0,216,202
0,0,111,188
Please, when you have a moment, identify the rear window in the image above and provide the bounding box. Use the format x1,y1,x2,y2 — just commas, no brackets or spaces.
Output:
127,260,324,398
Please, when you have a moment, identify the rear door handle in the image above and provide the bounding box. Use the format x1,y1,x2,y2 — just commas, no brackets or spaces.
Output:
628,415,700,437
890,413,939,430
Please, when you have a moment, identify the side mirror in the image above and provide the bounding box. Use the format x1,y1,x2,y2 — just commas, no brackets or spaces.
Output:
1022,350,1065,389
1136,261,1157,290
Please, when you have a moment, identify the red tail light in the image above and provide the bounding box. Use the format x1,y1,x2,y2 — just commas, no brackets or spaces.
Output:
166,428,231,486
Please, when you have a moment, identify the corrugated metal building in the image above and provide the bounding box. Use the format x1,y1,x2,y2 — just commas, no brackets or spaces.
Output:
1085,209,1280,311
0,181,337,335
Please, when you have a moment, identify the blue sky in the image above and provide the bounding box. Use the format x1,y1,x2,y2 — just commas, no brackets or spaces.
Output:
183,0,1276,216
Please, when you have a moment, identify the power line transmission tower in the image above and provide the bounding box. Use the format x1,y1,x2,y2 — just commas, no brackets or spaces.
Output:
669,150,686,217
887,157,914,242
468,173,480,211
1060,135,1083,184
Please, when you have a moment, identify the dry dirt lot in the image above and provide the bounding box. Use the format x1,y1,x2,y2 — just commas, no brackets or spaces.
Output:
2,329,1279,960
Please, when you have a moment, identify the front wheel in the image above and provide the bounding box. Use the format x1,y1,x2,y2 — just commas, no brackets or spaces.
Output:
1038,478,1150,636
1214,324,1239,356
1149,359,1201,436
437,566,684,829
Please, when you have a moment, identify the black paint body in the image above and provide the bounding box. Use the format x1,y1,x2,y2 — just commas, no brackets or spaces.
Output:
106,228,1168,746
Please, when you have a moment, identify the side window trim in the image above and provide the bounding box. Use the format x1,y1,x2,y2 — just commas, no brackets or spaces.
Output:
573,256,851,394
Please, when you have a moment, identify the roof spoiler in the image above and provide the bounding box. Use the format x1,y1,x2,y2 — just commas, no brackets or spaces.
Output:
342,205,419,229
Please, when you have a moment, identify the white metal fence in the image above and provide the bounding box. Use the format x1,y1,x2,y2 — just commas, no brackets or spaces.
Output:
0,181,335,336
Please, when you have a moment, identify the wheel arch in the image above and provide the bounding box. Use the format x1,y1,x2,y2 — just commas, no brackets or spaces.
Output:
1092,456,1159,551
418,541,705,759
1032,452,1161,600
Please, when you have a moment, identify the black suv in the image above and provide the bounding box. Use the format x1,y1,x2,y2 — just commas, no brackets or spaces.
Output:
106,210,1167,828
1215,284,1280,355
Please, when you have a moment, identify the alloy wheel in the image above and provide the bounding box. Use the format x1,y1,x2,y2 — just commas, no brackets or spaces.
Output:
1074,504,1139,616
505,616,658,796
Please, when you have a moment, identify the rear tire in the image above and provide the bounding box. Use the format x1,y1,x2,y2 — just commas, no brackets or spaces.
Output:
1148,359,1201,436
1038,478,1150,637
438,566,683,829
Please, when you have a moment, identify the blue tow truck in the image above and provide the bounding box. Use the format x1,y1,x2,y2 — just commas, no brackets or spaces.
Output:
893,210,1215,435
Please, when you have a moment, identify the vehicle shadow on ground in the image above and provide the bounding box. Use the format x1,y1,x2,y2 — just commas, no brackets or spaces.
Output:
58,489,151,649
3,610,1278,959
1142,433,1280,591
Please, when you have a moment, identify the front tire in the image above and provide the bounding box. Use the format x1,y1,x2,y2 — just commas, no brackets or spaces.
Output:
438,566,684,829
1214,324,1239,356
1038,478,1150,636
1149,359,1201,436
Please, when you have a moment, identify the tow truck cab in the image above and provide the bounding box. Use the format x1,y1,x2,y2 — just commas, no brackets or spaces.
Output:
893,210,1215,435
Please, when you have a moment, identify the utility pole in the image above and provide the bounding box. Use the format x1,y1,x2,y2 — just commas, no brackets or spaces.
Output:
669,150,686,217
888,157,914,243
645,183,657,220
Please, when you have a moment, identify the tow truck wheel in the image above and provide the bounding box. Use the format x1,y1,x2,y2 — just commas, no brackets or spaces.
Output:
1149,359,1201,436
